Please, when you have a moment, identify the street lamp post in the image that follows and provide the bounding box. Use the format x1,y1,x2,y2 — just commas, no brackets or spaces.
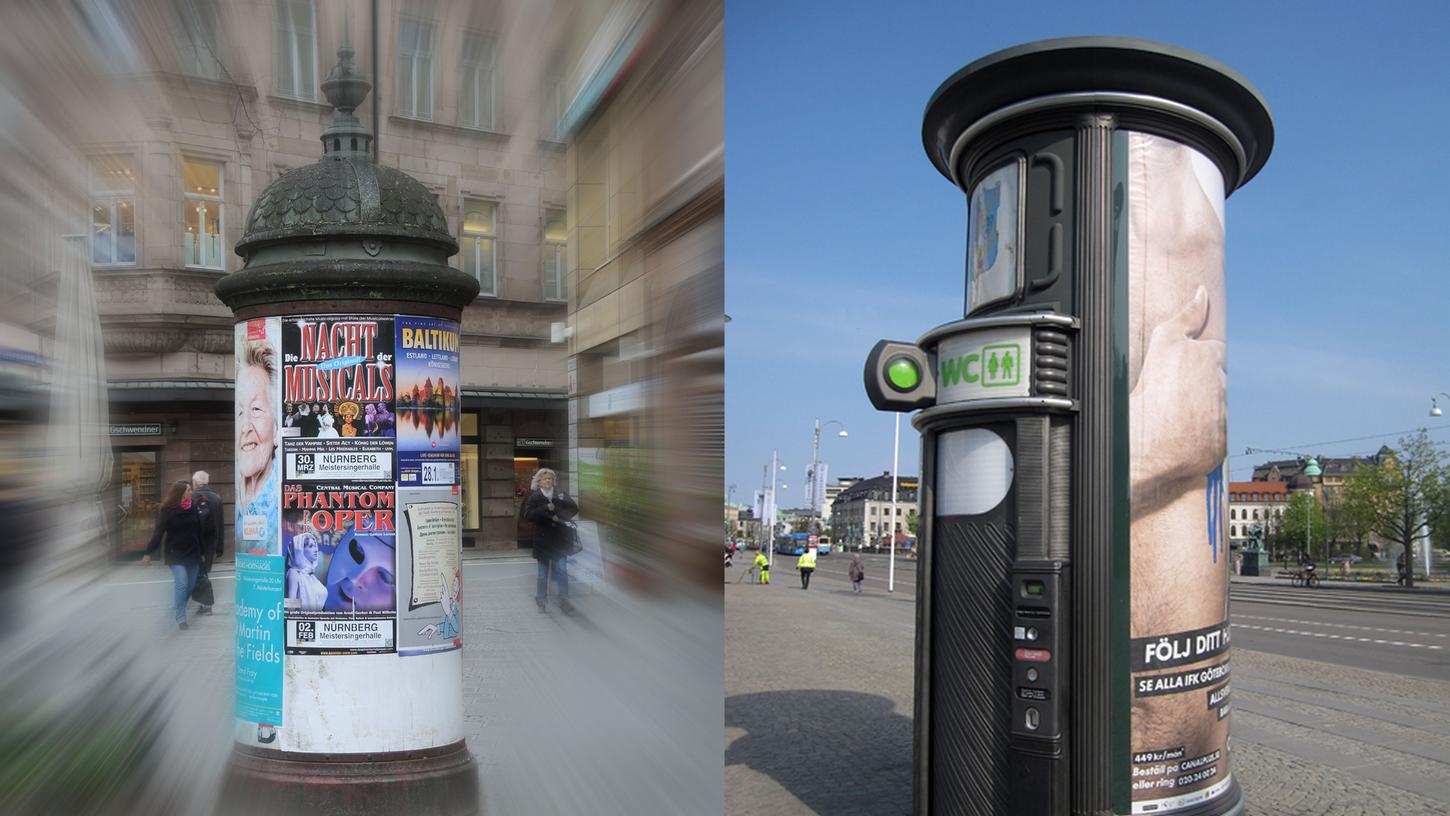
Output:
1428,392,1450,417
807,417,848,538
768,452,786,570
889,412,900,593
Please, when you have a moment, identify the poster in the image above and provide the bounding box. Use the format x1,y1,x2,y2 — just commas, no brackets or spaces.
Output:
280,316,395,441
1126,132,1233,814
233,318,284,731
396,487,463,655
395,316,462,486
281,481,398,654
966,159,1022,314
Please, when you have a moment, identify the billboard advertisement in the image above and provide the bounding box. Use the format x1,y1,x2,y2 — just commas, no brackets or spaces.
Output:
396,487,463,655
233,317,285,731
395,316,462,487
1126,132,1233,814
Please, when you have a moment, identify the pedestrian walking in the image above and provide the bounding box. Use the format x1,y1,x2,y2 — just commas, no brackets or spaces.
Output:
754,550,770,585
142,480,203,630
849,552,865,592
797,546,817,590
1396,551,1408,586
523,468,579,613
190,470,224,616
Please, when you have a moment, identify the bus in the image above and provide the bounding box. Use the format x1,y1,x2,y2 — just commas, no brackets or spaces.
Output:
774,533,831,556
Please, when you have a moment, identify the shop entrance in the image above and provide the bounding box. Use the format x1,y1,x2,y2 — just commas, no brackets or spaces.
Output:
113,448,160,559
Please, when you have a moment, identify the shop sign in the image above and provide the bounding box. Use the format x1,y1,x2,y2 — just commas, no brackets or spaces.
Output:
110,423,162,436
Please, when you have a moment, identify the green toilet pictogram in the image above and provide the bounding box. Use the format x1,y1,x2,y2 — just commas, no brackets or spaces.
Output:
981,343,1021,387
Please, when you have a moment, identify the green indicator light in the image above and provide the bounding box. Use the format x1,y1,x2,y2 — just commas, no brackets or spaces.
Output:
886,356,920,392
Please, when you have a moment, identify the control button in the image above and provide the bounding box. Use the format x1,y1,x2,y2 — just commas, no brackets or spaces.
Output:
1013,626,1026,640
1026,667,1039,683
1025,626,1039,641
1015,647,1051,663
1025,708,1040,730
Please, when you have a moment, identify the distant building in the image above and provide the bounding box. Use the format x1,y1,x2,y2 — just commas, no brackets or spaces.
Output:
1250,447,1394,503
1227,481,1289,551
822,476,859,524
829,471,917,548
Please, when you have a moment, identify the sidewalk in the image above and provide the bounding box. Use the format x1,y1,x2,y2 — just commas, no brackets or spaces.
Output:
105,556,721,815
725,578,1450,815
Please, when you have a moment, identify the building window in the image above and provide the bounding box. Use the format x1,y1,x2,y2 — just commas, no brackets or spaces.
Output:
397,16,433,119
90,156,136,266
543,207,566,301
462,199,497,296
1231,525,1238,537
175,0,221,80
1275,509,1283,518
1252,509,1260,520
183,158,224,270
274,0,316,100
459,33,495,130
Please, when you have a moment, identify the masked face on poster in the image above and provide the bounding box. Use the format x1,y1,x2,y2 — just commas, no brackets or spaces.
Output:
324,532,397,611
1127,132,1233,812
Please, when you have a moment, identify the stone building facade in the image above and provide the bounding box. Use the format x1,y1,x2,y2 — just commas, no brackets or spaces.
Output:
12,1,599,555
829,472,919,549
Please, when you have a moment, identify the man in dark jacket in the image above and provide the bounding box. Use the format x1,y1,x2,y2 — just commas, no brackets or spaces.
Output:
191,470,224,615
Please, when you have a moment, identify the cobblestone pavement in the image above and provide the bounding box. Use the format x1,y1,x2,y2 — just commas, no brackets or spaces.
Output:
724,574,1450,816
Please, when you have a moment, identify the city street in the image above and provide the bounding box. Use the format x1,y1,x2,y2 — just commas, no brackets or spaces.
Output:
101,555,723,815
724,553,1450,816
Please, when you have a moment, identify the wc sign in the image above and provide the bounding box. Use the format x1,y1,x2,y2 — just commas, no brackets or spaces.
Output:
935,326,1031,403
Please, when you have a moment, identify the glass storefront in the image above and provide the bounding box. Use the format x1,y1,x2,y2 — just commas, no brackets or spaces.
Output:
114,449,159,558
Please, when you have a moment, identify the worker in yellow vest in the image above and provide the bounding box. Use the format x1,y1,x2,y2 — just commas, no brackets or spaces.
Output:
797,546,817,590
753,550,770,585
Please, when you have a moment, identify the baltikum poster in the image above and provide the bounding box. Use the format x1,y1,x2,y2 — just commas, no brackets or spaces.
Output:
396,316,462,487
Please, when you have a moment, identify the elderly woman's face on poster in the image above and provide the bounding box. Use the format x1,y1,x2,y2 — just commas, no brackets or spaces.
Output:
236,360,276,484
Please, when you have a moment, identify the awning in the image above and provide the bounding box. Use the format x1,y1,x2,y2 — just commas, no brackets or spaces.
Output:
109,380,567,408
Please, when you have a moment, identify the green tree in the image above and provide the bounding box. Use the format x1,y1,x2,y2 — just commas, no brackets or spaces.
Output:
1334,469,1383,558
906,509,919,537
1277,492,1327,565
1352,429,1449,588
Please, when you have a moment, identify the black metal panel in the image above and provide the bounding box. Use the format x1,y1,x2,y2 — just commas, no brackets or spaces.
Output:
931,515,1015,815
1071,113,1117,815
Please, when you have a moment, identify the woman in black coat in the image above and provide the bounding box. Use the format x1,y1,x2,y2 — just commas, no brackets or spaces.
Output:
522,468,578,613
143,480,203,629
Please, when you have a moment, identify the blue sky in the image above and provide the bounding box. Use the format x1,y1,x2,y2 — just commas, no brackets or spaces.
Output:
724,0,1450,506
